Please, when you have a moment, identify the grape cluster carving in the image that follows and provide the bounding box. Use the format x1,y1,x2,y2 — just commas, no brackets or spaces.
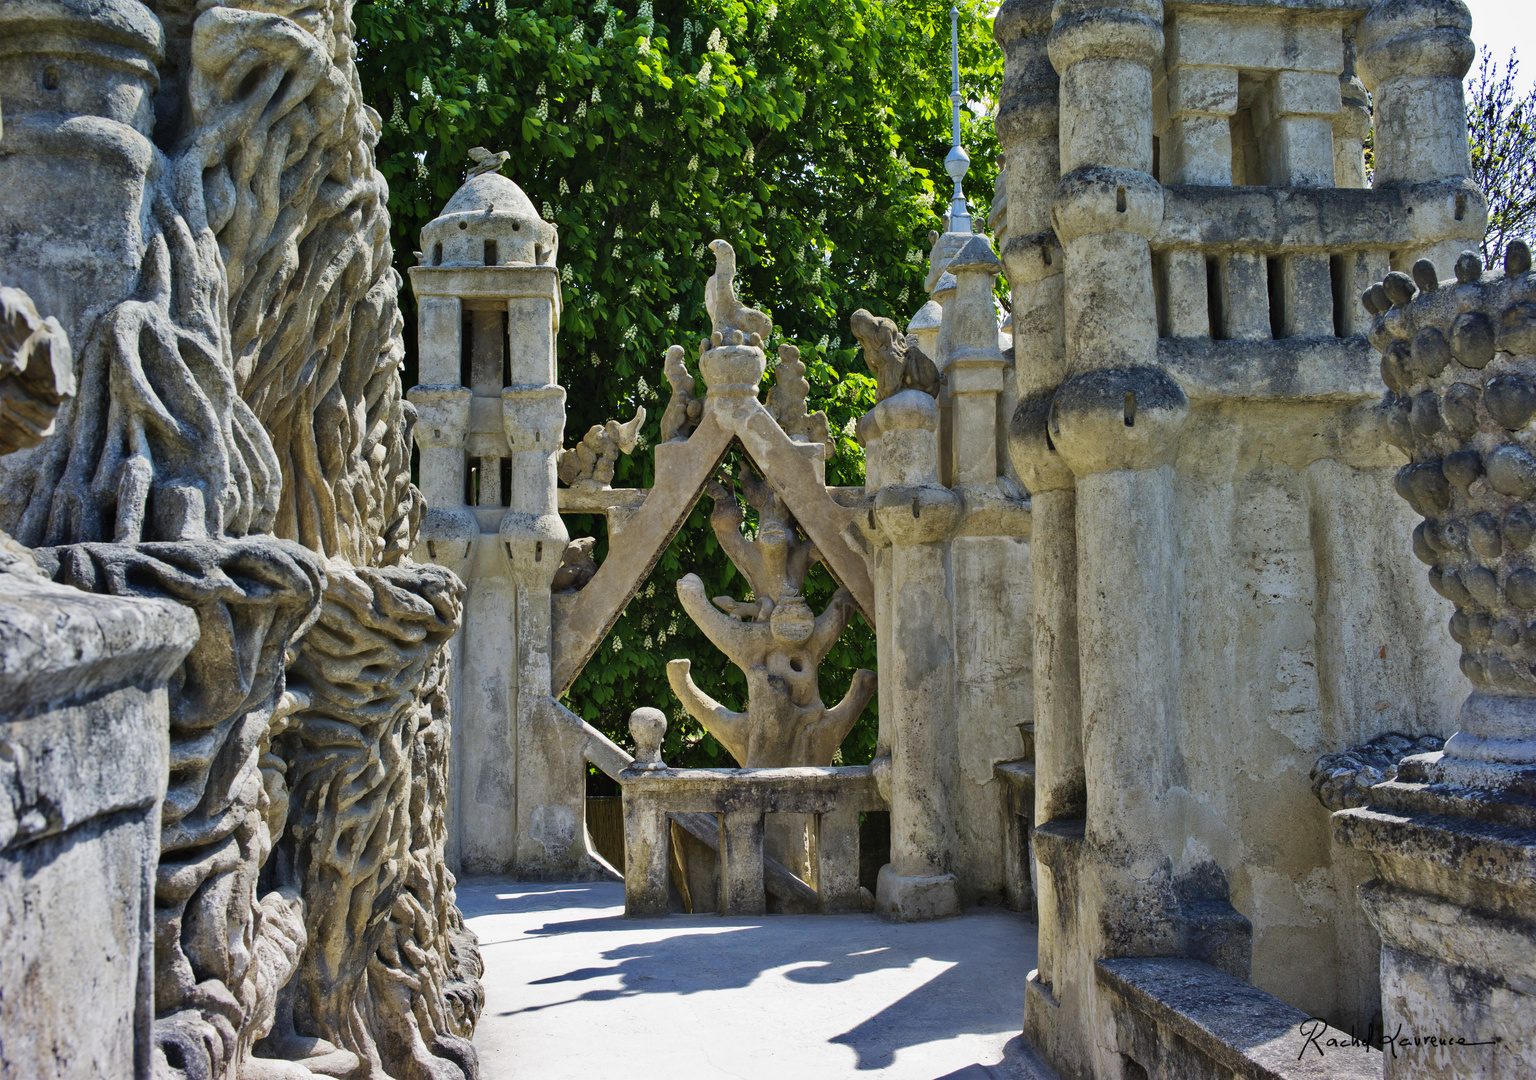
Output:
1369,241,1536,692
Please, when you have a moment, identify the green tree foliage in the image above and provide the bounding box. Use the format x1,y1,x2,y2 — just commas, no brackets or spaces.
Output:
1468,48,1536,264
354,0,1001,771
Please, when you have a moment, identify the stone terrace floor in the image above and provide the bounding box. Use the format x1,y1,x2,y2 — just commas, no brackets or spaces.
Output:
459,878,1053,1080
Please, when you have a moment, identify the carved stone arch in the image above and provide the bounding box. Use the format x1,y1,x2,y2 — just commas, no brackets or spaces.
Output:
550,394,875,697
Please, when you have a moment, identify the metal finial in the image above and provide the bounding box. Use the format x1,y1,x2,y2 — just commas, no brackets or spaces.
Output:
945,5,971,233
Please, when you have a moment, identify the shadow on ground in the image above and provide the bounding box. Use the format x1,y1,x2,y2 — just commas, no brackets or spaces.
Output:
458,879,1043,1078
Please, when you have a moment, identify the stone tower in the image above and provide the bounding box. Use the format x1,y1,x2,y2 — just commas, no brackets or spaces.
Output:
993,0,1484,1075
409,166,595,877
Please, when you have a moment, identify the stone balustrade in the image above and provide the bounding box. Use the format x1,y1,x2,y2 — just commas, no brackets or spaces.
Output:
619,763,886,918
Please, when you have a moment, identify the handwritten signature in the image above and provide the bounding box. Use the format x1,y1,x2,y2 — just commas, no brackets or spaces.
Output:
1298,1018,1502,1060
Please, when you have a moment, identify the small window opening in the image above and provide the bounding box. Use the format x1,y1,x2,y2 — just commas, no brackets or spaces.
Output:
500,457,513,507
1115,185,1127,213
502,310,511,387
1330,254,1350,336
1124,392,1136,427
535,540,543,562
466,456,481,506
790,658,804,672
1151,136,1161,184
460,312,473,387
1206,257,1228,340
1152,251,1169,338
513,220,521,231
1043,245,1052,267
911,496,921,519
458,220,468,230
432,241,443,266
1266,256,1285,339
484,239,498,265
43,66,59,91
1455,192,1468,222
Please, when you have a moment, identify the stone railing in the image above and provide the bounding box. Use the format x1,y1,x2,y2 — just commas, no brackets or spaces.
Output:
1152,184,1479,342
616,708,884,917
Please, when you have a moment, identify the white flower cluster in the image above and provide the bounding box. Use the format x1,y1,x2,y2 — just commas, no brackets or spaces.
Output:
898,286,910,304
693,242,708,258
494,0,506,20
649,200,660,218
745,145,755,167
815,208,827,225
817,334,829,349
537,81,546,94
449,28,460,47
416,157,429,179
630,282,642,296
623,324,638,342
637,37,650,56
811,267,822,284
591,88,602,104
614,225,625,239
905,248,922,263
612,244,622,258
644,634,654,650
476,74,488,93
390,95,404,127
542,201,554,219
706,27,723,52
562,264,574,282
420,75,433,98
842,415,857,437
576,101,587,120
853,205,863,221
697,61,712,90
535,99,548,119
667,304,680,320
644,581,657,599
612,637,622,653
634,101,644,116
602,12,617,41
701,116,713,130
831,335,841,349
638,0,654,30
687,154,699,172
559,178,569,195
637,375,653,398
583,179,594,193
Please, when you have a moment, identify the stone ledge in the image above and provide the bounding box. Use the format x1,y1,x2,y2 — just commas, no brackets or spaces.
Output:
995,759,1037,791
1158,185,1408,252
1332,803,1536,890
1097,957,1380,1080
1160,335,1380,403
0,572,197,717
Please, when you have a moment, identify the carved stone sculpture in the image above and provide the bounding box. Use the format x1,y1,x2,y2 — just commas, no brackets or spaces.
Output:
704,240,773,345
0,1,479,1077
558,407,646,489
0,284,74,456
850,308,940,403
552,536,598,592
658,345,703,443
1370,243,1536,769
666,466,876,769
766,345,832,451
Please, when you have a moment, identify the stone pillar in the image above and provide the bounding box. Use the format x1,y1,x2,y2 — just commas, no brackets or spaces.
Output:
1253,70,1341,188
867,390,962,921
500,267,585,878
945,236,1008,488
1160,64,1237,185
1,569,198,1080
1335,30,1372,189
1358,0,1485,270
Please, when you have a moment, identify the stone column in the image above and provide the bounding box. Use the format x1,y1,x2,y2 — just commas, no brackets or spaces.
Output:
1,570,197,1080
500,267,585,878
945,235,1008,488
867,390,962,921
1160,64,1237,185
1358,0,1485,270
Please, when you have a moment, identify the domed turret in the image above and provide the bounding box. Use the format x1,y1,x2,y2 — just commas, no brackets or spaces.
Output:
418,168,557,269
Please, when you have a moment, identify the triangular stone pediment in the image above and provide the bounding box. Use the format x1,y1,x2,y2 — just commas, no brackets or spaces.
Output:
550,394,874,697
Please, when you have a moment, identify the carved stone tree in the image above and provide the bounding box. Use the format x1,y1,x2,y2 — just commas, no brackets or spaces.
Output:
667,465,876,771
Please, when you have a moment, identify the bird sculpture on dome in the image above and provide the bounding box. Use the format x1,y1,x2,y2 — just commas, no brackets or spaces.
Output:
465,146,511,179
704,239,773,345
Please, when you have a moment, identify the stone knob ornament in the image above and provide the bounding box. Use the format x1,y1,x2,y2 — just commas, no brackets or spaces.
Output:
628,707,668,770
1367,240,1536,770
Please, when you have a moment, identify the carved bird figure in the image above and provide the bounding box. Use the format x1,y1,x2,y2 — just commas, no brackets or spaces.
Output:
704,240,773,344
465,147,510,179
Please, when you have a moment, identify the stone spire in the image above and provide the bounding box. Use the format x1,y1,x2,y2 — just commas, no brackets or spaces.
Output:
945,5,972,234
